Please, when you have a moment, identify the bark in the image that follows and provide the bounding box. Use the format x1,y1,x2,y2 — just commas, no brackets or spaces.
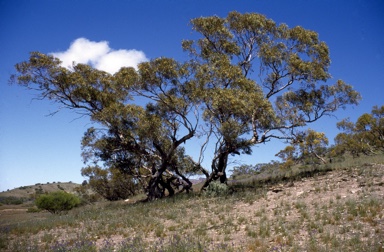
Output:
147,174,164,201
313,152,327,164
201,172,216,191
201,151,229,191
174,168,193,193
146,129,196,200
162,177,175,197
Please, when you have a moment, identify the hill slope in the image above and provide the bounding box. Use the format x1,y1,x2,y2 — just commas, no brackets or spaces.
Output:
1,161,383,251
0,182,81,199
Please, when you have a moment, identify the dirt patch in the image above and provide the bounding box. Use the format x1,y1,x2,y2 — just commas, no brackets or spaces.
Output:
1,163,383,251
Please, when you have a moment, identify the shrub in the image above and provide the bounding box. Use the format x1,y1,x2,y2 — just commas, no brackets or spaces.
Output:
0,196,25,205
204,181,230,197
81,166,140,201
35,191,80,214
27,206,41,213
74,184,101,204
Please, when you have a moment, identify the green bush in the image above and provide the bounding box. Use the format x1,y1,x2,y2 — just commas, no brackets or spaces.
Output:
35,191,81,214
204,181,230,197
0,196,25,205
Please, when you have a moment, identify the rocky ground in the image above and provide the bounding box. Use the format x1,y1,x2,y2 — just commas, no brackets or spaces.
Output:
1,163,383,251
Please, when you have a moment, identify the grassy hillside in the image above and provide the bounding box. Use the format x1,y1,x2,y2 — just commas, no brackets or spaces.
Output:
1,154,383,251
0,182,81,202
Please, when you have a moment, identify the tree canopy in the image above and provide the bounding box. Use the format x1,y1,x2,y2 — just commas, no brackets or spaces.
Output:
276,129,329,168
183,11,360,188
11,12,361,200
334,105,384,157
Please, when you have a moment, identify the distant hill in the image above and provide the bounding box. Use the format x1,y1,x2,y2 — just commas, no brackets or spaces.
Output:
1,178,204,201
0,182,81,199
190,177,205,184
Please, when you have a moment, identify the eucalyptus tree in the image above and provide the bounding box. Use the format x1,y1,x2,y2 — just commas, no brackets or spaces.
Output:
276,129,329,168
12,11,362,199
183,11,361,188
12,53,199,200
334,105,384,157
135,58,199,199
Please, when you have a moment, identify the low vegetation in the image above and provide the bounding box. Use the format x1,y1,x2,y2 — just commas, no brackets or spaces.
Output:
0,196,25,206
1,154,383,251
35,191,81,214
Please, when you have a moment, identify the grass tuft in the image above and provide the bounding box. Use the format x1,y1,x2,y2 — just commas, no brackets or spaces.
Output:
1,154,383,251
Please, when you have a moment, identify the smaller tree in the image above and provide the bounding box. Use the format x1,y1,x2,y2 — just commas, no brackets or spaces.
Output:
298,130,329,164
276,129,329,166
275,145,298,169
230,164,265,179
334,105,384,157
35,191,81,214
81,166,141,201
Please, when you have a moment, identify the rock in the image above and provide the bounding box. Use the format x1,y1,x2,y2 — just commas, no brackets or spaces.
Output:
287,181,295,187
271,187,283,193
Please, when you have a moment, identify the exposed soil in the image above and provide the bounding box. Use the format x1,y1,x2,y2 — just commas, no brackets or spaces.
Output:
1,163,383,251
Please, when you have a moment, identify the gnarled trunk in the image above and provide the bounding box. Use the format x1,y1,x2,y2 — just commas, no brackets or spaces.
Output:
201,151,228,191
147,174,164,201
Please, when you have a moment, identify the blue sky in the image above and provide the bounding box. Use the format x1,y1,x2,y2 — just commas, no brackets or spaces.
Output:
0,0,383,191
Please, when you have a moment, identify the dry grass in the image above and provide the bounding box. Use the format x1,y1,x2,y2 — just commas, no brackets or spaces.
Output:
1,155,384,251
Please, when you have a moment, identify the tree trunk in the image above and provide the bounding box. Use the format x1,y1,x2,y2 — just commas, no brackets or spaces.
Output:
216,151,228,184
313,152,327,164
201,151,229,191
146,130,195,200
146,164,176,200
201,172,216,191
146,173,164,201
162,177,175,197
174,168,193,193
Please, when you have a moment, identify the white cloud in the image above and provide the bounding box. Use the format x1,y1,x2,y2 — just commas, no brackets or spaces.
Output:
95,49,147,74
51,38,148,74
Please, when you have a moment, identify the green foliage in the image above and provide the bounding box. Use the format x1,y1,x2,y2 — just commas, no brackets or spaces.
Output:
81,166,141,201
73,183,101,204
11,11,361,200
0,196,25,205
204,181,230,197
35,191,81,214
276,129,329,167
334,105,384,157
184,11,360,188
230,164,265,179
